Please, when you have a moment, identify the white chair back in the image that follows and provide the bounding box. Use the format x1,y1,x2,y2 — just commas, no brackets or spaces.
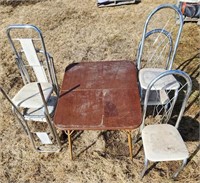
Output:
19,38,48,82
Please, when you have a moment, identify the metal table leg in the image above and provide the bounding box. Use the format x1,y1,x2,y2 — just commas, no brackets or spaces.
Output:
127,130,133,159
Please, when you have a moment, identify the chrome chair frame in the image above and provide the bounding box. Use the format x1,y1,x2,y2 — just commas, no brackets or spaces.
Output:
136,4,184,129
140,70,192,179
136,28,173,70
137,4,184,71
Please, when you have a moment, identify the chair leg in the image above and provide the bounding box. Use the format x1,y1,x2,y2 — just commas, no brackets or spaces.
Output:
12,108,29,135
22,122,39,152
141,157,149,179
173,158,187,179
14,111,39,152
15,114,28,135
45,113,62,150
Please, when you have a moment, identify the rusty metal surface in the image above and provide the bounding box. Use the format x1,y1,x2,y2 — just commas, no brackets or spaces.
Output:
54,61,142,130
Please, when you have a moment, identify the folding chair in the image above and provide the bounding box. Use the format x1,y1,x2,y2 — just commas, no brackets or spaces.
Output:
136,4,184,107
96,0,137,7
6,24,59,109
6,24,59,127
137,28,173,105
5,24,61,152
139,70,192,178
0,83,61,152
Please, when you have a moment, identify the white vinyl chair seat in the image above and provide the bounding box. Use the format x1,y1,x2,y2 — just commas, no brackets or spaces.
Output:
23,96,57,122
142,124,189,162
12,82,53,108
139,68,180,90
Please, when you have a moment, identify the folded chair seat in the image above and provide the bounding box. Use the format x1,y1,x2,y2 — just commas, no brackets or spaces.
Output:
12,82,53,108
23,96,57,122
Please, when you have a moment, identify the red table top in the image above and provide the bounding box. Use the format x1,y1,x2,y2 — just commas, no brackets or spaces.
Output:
54,61,142,130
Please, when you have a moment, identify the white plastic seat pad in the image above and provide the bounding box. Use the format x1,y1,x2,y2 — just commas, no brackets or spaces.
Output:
142,124,189,162
12,82,53,108
23,96,57,122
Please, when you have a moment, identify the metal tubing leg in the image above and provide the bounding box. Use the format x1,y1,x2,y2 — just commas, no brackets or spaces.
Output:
141,157,149,179
14,111,28,135
19,119,39,152
51,124,62,149
1,87,28,134
173,158,187,179
45,113,62,150
127,130,133,159
37,83,61,151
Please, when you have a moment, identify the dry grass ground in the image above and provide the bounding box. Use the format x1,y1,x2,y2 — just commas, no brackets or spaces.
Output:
0,0,199,182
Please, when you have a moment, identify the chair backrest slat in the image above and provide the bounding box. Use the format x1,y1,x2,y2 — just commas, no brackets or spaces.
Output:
19,38,48,82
